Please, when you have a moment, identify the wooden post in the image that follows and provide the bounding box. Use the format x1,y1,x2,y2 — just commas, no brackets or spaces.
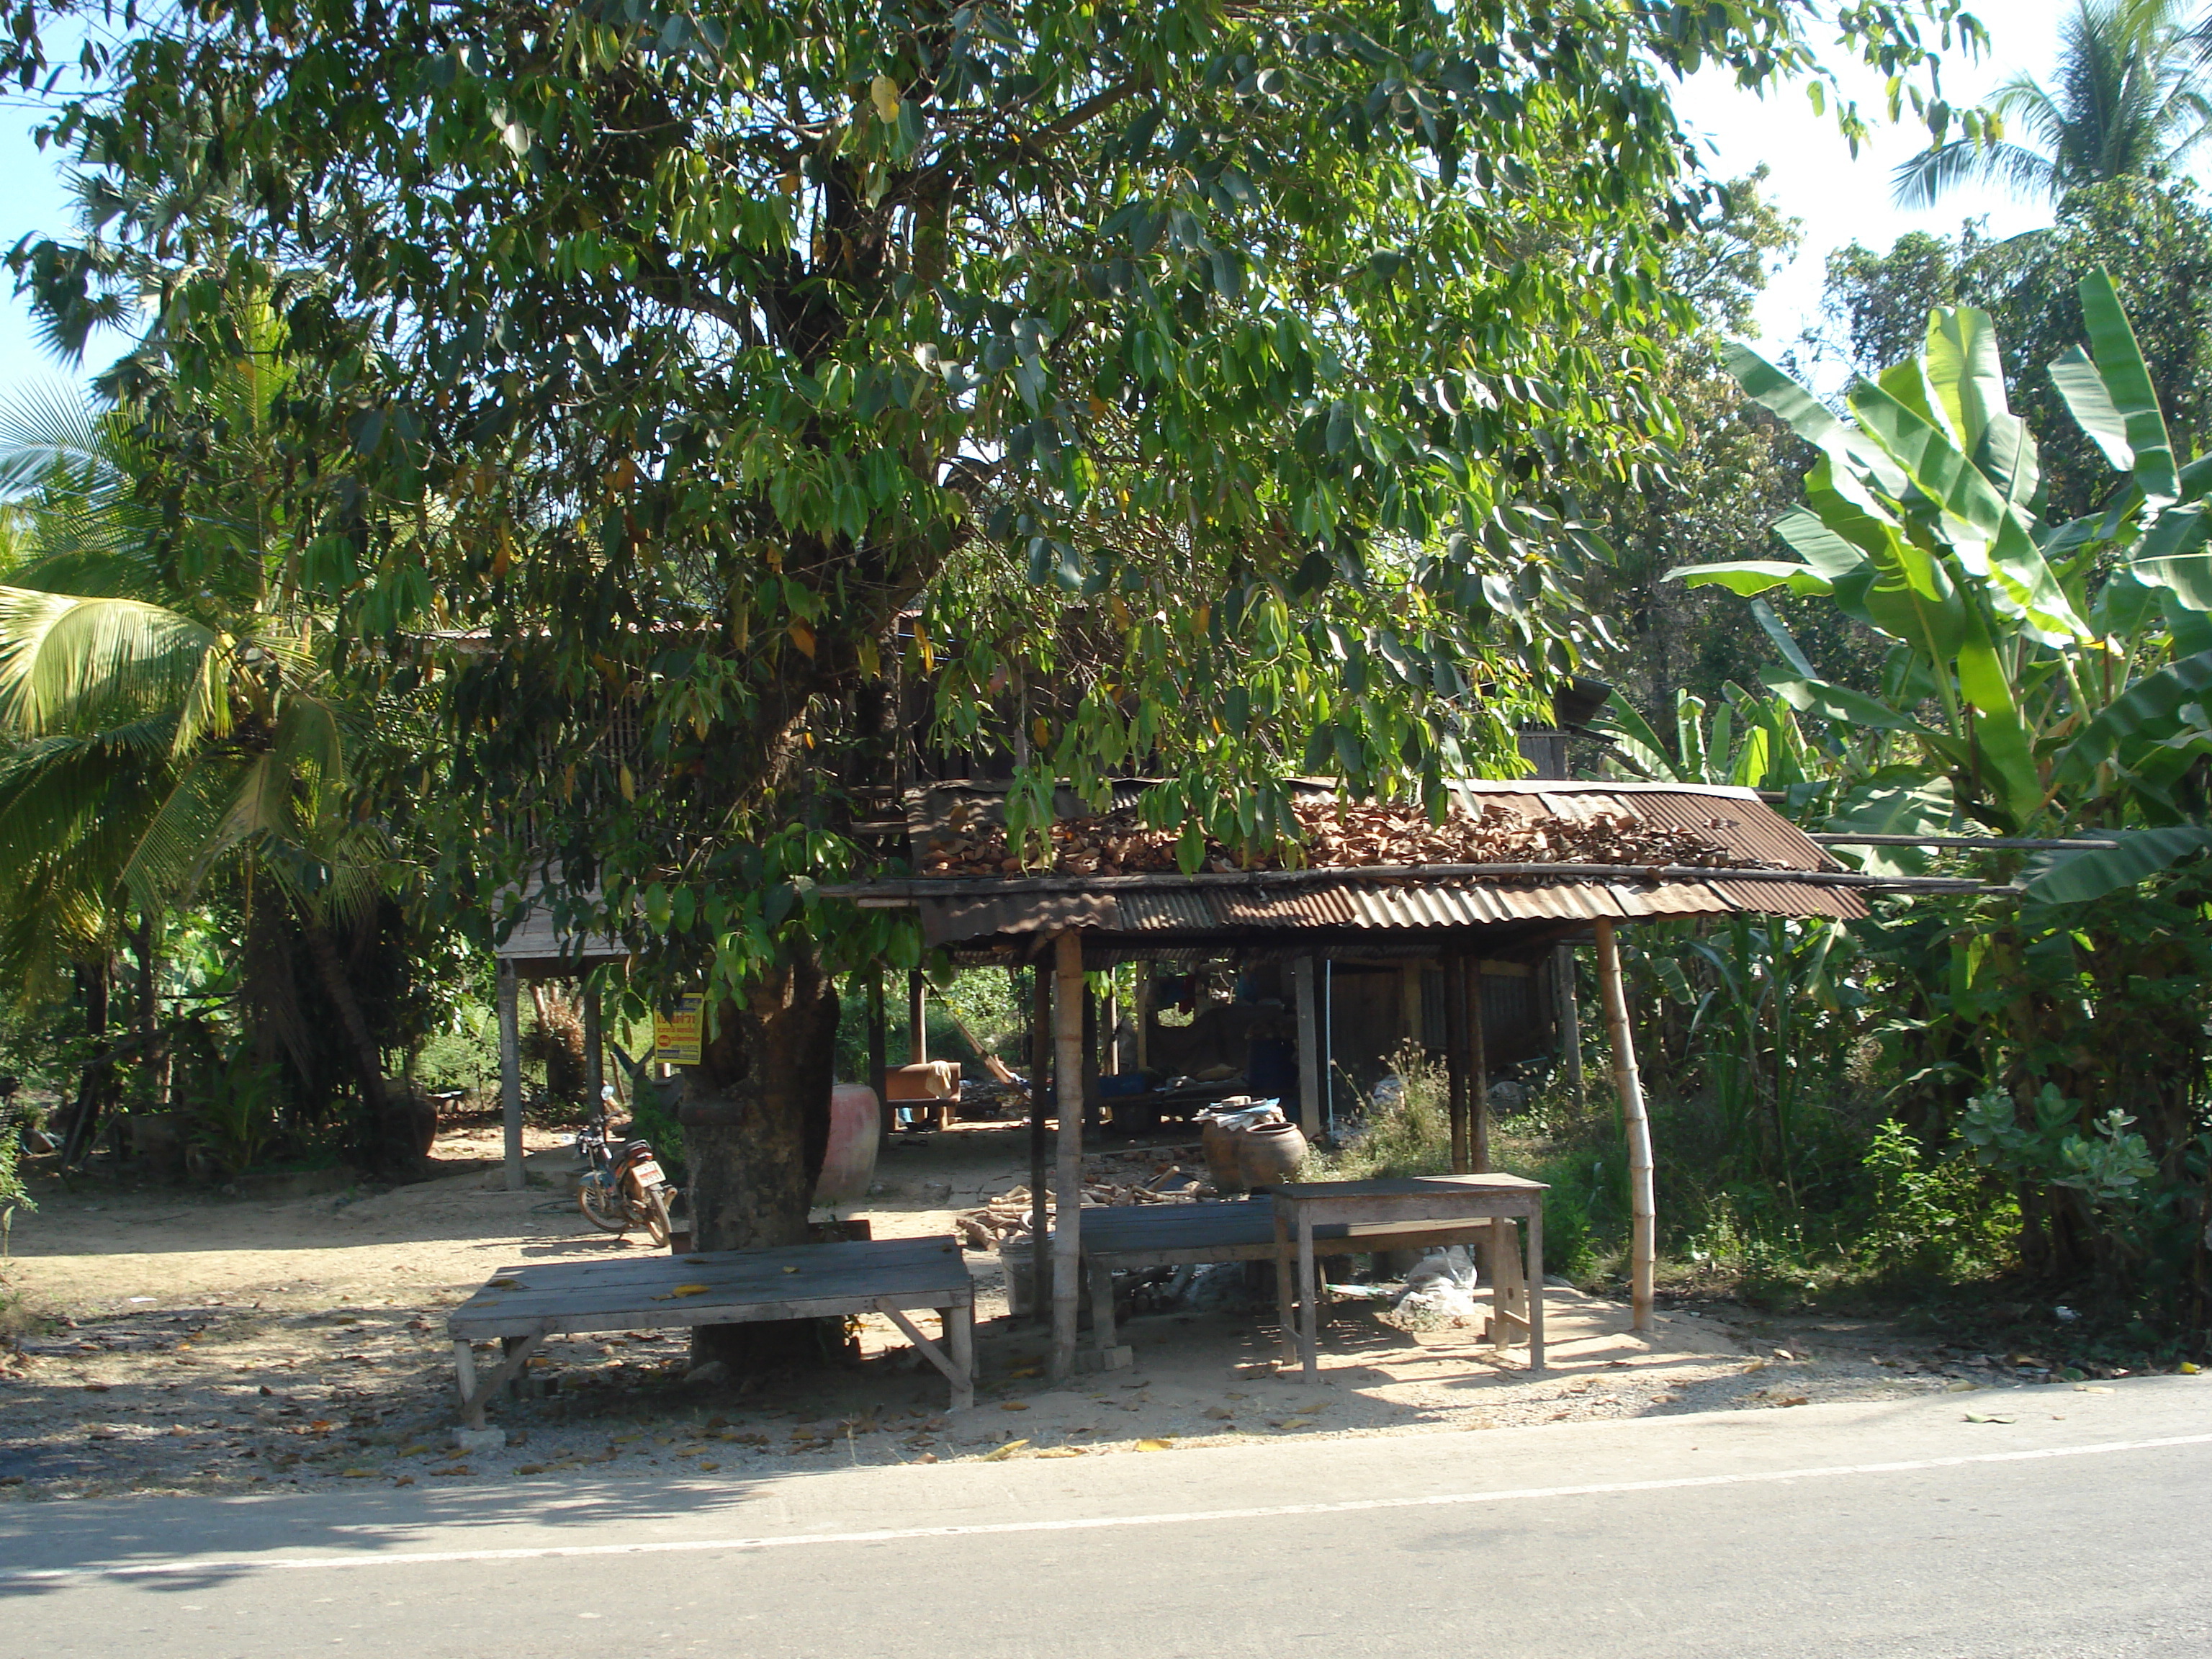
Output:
907,969,927,1064
1101,984,1119,1076
1555,943,1585,1108
1292,955,1322,1137
1443,955,1470,1174
1401,963,1425,1048
582,979,604,1109
1469,961,1491,1174
1593,918,1655,1331
1134,966,1151,1073
1051,930,1087,1380
1029,962,1052,1326
496,963,524,1192
868,968,891,1145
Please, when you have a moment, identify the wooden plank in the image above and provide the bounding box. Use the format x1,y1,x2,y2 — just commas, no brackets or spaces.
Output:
453,1289,973,1341
498,963,524,1192
1051,928,1085,1380
1267,1176,1546,1198
1292,955,1321,1137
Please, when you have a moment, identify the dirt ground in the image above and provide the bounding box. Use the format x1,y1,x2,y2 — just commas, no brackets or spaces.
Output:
0,1118,2034,1504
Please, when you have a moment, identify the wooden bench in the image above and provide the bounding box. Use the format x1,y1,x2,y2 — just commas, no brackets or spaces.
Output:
446,1235,976,1426
1065,1197,1532,1361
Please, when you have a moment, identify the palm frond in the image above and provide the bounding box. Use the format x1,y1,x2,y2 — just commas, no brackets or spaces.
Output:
0,589,225,739
1892,139,2059,209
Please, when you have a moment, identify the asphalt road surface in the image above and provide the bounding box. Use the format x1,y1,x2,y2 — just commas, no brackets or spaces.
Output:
3,1377,2205,1657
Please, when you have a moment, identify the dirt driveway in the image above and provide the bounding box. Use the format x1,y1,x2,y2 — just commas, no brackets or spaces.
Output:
1,1121,2007,1504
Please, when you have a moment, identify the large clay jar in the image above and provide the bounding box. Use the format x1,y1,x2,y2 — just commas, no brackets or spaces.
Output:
1236,1120,1310,1189
812,1083,883,1210
1200,1117,1247,1195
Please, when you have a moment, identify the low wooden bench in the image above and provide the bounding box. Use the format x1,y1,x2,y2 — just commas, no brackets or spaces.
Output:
446,1235,976,1427
1066,1197,1532,1361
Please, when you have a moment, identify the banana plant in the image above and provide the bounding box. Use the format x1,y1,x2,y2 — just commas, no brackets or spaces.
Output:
1672,274,2212,902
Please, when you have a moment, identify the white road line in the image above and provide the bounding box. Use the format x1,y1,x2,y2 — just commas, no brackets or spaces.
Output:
8,1430,2208,1586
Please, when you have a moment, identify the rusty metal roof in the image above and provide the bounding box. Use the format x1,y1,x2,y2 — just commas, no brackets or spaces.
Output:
820,778,1915,953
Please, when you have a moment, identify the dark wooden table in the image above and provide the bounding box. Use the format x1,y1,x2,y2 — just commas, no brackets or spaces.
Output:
445,1236,976,1426
1264,1175,1548,1379
1067,1196,1535,1363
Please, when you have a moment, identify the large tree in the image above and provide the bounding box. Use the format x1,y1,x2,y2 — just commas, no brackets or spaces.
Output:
4,0,1975,1368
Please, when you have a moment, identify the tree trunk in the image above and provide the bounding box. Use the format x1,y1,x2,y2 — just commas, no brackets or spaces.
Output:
299,912,390,1126
682,953,842,1374
61,957,112,1167
133,912,169,1112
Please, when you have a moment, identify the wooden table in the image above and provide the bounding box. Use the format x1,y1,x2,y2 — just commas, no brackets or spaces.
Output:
1068,1197,1534,1362
1266,1176,1548,1380
445,1236,976,1427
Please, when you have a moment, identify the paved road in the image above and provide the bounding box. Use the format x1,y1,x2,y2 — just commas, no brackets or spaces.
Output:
3,1377,2205,1657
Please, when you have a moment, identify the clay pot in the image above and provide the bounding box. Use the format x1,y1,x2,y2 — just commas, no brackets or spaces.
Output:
1201,1117,1248,1195
1236,1120,1309,1189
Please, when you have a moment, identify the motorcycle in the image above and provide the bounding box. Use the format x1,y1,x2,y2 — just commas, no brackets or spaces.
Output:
573,1087,676,1245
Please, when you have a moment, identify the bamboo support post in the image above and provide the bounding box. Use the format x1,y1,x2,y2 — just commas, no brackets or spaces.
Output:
907,970,927,1064
496,963,524,1192
1292,955,1323,1138
1593,918,1655,1331
1051,930,1087,1380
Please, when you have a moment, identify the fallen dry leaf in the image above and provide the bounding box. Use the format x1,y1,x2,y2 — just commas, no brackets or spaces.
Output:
1033,1447,1084,1459
1135,1438,1174,1452
1000,1401,1030,1412
1962,1413,2015,1424
1274,1416,1318,1430
981,1439,1031,1462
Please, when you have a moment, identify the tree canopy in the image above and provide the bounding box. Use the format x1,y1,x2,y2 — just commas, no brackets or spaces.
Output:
0,0,1985,1273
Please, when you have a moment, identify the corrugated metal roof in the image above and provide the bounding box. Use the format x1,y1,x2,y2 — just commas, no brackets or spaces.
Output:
896,777,1870,950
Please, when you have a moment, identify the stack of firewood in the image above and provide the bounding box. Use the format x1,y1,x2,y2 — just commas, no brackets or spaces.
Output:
916,797,1764,878
949,1167,1202,1250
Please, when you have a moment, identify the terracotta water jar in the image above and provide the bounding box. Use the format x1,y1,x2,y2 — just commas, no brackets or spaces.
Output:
1236,1120,1309,1188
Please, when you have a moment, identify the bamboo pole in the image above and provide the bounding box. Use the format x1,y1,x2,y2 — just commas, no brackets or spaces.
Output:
907,970,927,1064
1051,930,1087,1379
1593,918,1654,1331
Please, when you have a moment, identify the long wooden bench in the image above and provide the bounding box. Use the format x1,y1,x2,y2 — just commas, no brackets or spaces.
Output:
446,1235,976,1426
1065,1197,1532,1359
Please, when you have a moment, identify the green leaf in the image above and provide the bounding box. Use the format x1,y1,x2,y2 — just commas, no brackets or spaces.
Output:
2050,647,2212,790
2129,502,2212,611
2055,273,2176,500
1594,689,1681,782
1759,668,1928,734
1669,559,1833,597
2023,826,2212,904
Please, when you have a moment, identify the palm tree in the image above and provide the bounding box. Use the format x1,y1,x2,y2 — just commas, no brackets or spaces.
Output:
0,305,396,1133
1892,0,2212,209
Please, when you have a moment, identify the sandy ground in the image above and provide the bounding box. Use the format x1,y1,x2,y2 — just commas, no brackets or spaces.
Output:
0,1120,2033,1504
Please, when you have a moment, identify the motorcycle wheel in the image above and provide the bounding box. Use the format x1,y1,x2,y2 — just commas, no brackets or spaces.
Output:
642,1187,673,1248
578,1177,629,1234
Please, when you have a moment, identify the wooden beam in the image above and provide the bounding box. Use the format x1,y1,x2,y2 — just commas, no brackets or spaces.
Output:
868,969,890,1146
1468,961,1490,1174
1443,955,1470,1174
1292,955,1323,1137
1554,943,1584,1109
1051,929,1087,1380
1028,963,1051,1326
496,962,524,1192
1593,918,1655,1331
582,979,604,1110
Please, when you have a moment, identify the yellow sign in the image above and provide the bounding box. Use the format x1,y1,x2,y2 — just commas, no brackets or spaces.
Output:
653,995,703,1066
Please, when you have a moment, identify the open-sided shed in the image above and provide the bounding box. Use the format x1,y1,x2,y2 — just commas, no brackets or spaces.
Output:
828,777,1966,1377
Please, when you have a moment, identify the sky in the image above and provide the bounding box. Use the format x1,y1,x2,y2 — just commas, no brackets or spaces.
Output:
0,0,2082,408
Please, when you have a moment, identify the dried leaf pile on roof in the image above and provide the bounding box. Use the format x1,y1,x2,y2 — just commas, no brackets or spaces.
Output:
916,799,1768,879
